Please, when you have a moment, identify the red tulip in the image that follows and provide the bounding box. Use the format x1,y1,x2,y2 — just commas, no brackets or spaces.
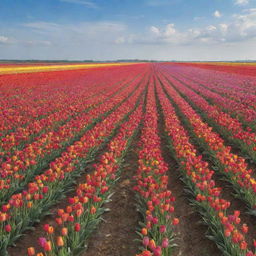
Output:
74,223,81,232
5,224,11,232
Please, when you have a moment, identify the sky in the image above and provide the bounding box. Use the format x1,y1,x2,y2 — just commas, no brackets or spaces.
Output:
0,0,256,61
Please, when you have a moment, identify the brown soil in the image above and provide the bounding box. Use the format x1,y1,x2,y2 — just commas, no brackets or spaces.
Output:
162,77,256,253
156,89,222,256
214,175,256,251
84,141,141,256
160,147,222,256
7,156,101,256
165,74,256,251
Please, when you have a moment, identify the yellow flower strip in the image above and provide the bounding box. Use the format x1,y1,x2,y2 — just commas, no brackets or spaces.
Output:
0,62,138,75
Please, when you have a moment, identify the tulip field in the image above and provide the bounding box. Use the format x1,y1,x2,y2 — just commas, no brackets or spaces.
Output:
0,62,256,256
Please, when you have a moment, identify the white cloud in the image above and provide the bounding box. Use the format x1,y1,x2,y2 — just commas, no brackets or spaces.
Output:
207,25,217,31
150,26,161,35
144,8,256,45
213,10,222,18
234,0,249,5
219,23,228,34
164,24,176,36
0,36,9,44
59,0,97,8
229,8,256,39
1,9,256,60
148,23,188,44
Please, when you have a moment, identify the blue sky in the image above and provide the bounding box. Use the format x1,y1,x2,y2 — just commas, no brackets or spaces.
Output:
0,0,256,60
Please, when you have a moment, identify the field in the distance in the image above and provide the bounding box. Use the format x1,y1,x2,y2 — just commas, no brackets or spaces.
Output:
0,62,256,256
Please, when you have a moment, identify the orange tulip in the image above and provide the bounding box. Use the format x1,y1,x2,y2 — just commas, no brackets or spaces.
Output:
57,236,64,247
27,247,35,256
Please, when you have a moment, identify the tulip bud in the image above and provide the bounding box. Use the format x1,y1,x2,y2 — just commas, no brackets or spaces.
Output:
0,213,7,222
68,215,74,222
141,228,147,236
57,236,64,247
47,226,54,234
27,247,35,256
27,201,33,208
153,246,162,256
66,206,72,213
43,224,49,232
141,250,152,256
143,236,149,247
152,217,158,224
55,217,63,225
242,224,248,234
44,241,52,252
74,223,81,232
224,229,231,237
68,197,75,204
38,237,47,248
61,227,68,236
159,225,166,233
42,186,48,194
149,239,156,250
172,218,179,225
240,241,247,250
57,209,64,216
5,224,11,232
76,209,83,217
162,238,169,248
90,206,96,214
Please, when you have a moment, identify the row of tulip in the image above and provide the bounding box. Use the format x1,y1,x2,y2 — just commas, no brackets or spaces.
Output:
0,76,147,255
26,89,145,256
159,67,256,163
0,71,136,160
155,76,256,256
187,72,256,110
134,76,178,256
158,73,256,213
0,64,146,136
174,70,256,126
174,62,256,94
0,74,144,204
172,64,256,109
0,69,91,135
160,64,256,125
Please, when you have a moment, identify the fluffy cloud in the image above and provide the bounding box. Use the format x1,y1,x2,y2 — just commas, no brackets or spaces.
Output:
213,10,222,18
228,9,256,40
150,26,161,35
1,9,256,60
0,36,9,44
146,8,256,45
234,0,249,5
149,24,188,44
